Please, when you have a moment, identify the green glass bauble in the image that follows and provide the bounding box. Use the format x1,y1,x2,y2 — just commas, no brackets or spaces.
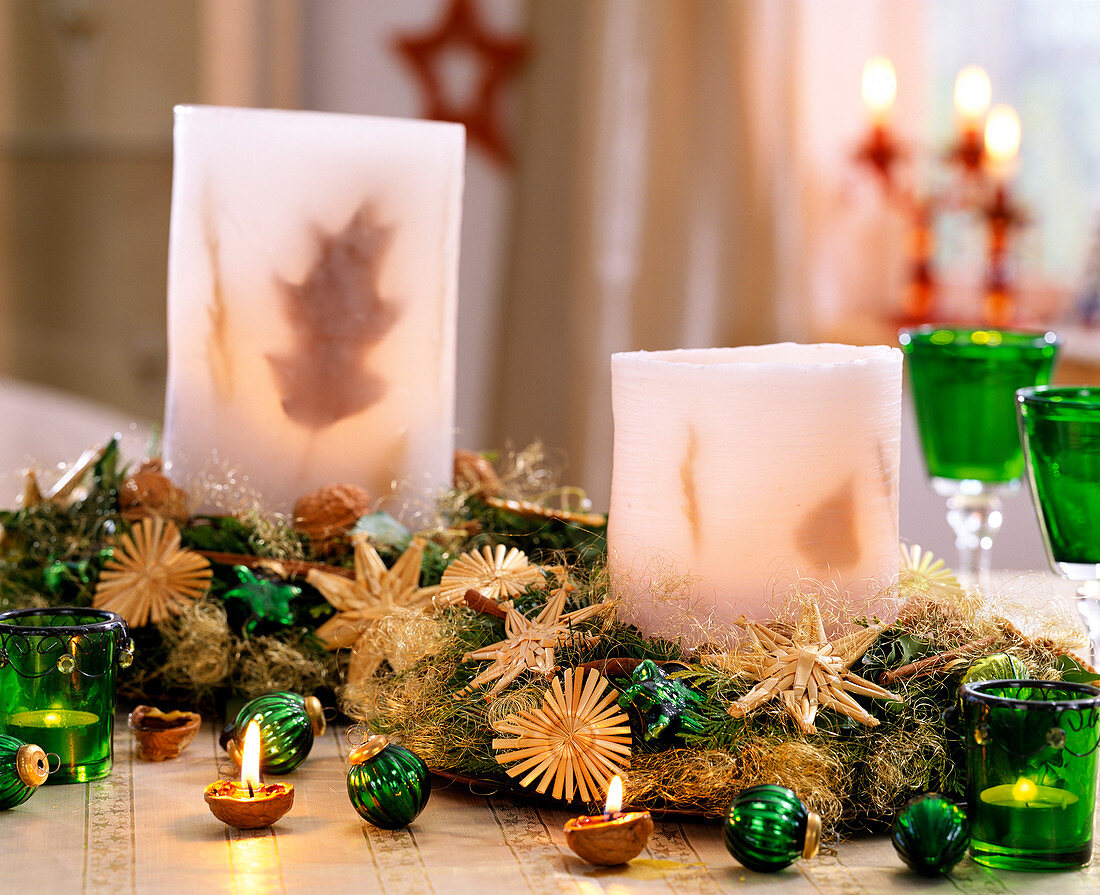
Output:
347,734,431,829
962,653,1027,685
891,793,970,876
723,784,821,873
228,692,326,775
0,735,48,810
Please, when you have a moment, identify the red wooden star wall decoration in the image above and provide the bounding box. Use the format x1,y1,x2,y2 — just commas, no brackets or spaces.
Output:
393,0,530,166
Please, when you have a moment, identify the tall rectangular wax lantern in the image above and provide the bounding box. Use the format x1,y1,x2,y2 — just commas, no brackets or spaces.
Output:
608,344,902,642
163,106,464,516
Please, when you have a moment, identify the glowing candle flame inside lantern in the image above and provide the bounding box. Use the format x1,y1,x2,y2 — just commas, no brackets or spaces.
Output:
862,56,897,123
954,65,992,128
241,719,262,797
984,104,1020,180
1012,777,1038,804
604,775,623,819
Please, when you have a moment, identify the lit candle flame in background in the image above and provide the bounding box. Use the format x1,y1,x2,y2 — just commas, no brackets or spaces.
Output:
604,775,623,818
984,104,1021,175
862,56,897,123
1012,777,1038,803
241,718,262,796
954,65,992,126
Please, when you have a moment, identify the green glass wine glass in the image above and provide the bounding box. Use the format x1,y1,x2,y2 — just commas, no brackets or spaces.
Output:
900,327,1059,586
1017,386,1100,660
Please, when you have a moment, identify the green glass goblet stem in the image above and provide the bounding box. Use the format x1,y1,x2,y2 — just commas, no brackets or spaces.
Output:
1017,386,1100,661
900,327,1060,586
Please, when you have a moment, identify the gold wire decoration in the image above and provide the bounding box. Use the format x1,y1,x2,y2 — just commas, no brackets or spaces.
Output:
308,535,441,683
461,581,606,698
484,495,608,529
727,602,900,734
94,516,213,627
438,543,544,605
898,543,964,599
492,667,631,803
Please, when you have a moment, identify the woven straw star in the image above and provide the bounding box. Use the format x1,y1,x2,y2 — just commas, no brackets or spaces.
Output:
492,667,631,803
308,536,440,682
94,516,213,627
461,582,605,698
438,543,543,605
727,602,899,734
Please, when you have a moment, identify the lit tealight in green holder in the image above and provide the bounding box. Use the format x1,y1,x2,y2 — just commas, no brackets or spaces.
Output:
962,680,1100,870
0,608,131,784
3,710,103,775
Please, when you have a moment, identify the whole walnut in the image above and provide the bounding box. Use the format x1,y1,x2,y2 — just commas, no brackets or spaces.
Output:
454,450,501,497
119,462,189,526
293,483,372,554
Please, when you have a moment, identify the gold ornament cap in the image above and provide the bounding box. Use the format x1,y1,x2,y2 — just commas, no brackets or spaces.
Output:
15,744,48,788
226,737,243,769
802,811,822,860
304,696,326,737
349,734,389,766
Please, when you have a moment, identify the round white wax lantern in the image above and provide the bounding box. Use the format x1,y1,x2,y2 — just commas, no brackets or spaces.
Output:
608,344,902,643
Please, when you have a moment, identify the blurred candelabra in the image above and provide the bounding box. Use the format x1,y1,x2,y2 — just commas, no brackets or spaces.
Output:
853,59,1027,327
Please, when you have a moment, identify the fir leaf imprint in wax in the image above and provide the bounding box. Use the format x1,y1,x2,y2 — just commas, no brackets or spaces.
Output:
267,205,399,430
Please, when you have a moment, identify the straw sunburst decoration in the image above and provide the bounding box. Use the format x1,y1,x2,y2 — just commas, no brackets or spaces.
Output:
898,544,964,600
492,667,631,803
308,536,441,682
461,582,606,699
438,543,543,604
93,516,213,627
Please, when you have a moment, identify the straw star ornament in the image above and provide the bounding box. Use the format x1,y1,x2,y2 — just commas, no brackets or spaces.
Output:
438,543,543,604
727,602,899,734
93,516,213,627
308,536,440,682
461,582,605,698
492,667,631,803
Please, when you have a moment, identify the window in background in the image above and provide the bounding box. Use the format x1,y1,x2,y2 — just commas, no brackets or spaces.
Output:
930,0,1100,310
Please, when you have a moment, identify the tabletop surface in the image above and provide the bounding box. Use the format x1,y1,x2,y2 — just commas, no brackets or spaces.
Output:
3,709,1100,895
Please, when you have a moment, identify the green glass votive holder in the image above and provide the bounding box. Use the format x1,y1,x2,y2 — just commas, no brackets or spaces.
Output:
961,680,1100,870
0,608,132,784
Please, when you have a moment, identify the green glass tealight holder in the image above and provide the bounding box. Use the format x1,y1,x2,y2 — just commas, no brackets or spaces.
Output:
961,680,1100,871
0,608,132,784
1017,386,1100,659
900,327,1059,585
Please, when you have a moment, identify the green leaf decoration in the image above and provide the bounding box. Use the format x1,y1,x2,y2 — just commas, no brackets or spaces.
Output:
1054,654,1100,684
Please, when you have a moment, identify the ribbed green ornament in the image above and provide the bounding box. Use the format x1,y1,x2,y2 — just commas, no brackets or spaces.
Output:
723,784,821,873
0,734,48,810
347,735,431,829
229,692,326,775
891,793,970,876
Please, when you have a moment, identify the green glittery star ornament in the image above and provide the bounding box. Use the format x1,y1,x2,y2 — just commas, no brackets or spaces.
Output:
617,659,705,746
223,565,299,634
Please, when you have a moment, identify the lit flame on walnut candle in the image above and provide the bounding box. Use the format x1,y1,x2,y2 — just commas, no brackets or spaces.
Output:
241,718,262,796
204,720,294,829
563,775,654,866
